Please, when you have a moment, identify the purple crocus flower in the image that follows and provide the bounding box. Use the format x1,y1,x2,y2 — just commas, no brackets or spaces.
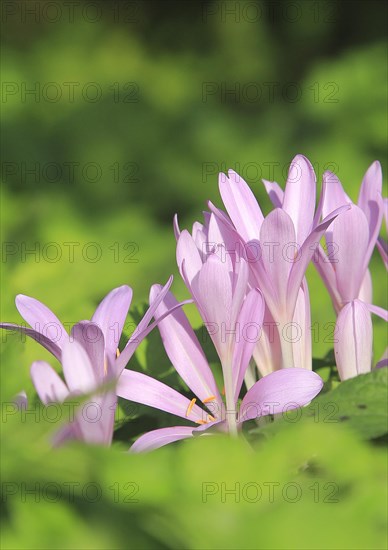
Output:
210,155,348,369
117,288,323,452
311,163,387,380
30,322,117,446
1,277,176,375
314,162,384,312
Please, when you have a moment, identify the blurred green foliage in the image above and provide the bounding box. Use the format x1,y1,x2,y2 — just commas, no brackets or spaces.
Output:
1,1,387,548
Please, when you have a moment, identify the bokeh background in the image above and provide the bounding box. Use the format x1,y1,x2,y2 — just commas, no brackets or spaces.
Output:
1,1,387,549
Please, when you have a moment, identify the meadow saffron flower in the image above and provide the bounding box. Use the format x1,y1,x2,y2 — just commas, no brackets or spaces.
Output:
209,155,347,369
30,322,117,446
117,288,323,452
315,162,384,312
1,277,177,375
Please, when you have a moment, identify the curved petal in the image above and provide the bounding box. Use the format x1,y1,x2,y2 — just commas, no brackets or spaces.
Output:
282,155,316,245
259,208,296,316
334,300,373,380
219,170,263,242
252,306,282,377
61,339,98,394
262,179,284,208
0,323,62,360
70,322,106,384
130,426,194,453
177,231,203,286
149,286,222,405
91,285,132,362
364,303,388,322
191,254,233,360
15,295,67,348
233,288,265,400
116,276,173,372
117,369,206,423
239,368,323,422
329,206,370,301
288,204,350,318
30,361,69,404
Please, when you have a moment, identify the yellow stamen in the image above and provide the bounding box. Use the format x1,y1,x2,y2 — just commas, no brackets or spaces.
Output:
186,398,197,417
196,420,207,425
203,395,216,403
104,358,108,376
221,386,225,396
208,415,215,422
116,348,120,358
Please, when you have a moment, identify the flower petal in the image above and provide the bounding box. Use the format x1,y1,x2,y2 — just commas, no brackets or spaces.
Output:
219,170,263,242
282,155,316,245
116,276,173,372
15,295,67,348
91,285,132,362
130,426,194,453
177,231,203,286
0,323,62,360
239,368,323,422
232,288,265,400
334,300,373,380
149,286,222,405
30,361,69,404
262,179,284,208
259,208,296,316
61,339,98,394
191,254,233,360
70,321,106,384
291,280,312,371
117,369,206,423
288,204,349,318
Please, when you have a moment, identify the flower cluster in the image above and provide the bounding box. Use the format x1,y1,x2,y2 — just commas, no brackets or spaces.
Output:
2,155,386,452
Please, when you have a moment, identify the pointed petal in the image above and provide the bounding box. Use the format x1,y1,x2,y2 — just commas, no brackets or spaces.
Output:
357,162,384,271
149,286,222,405
358,160,382,212
233,288,265,400
177,231,203,285
328,206,369,301
282,155,316,245
30,361,69,404
117,369,206,423
130,426,194,453
61,339,98,394
262,179,284,208
191,254,233,359
116,276,173,372
0,323,62,360
259,208,296,314
288,204,349,318
239,368,323,422
334,300,373,380
219,170,263,242
15,295,67,348
70,322,105,384
364,303,388,322
91,285,132,362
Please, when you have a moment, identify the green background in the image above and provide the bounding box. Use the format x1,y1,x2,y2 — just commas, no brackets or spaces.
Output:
1,1,387,548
